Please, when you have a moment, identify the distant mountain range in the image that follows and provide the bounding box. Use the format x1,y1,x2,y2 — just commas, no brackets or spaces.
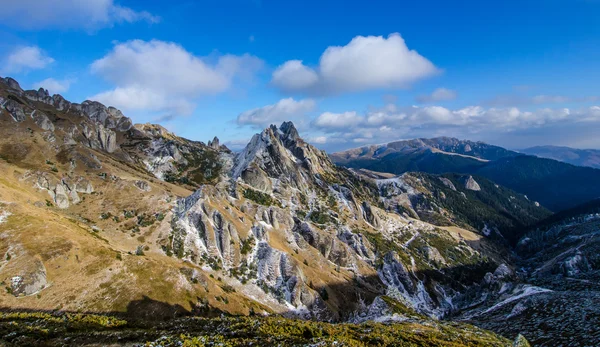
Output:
331,138,600,212
520,145,600,169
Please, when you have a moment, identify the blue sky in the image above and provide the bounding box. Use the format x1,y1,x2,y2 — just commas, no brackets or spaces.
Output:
1,0,600,151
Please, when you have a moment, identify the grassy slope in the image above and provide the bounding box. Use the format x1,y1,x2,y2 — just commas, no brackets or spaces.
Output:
0,312,512,346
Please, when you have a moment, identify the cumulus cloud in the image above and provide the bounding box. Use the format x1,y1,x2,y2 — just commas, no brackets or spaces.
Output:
313,104,600,149
312,111,363,130
271,33,438,95
90,40,263,116
33,78,72,94
3,46,54,73
237,98,316,129
0,0,159,30
416,88,457,103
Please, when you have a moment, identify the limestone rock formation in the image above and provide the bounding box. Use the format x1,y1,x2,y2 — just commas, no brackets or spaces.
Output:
464,175,481,191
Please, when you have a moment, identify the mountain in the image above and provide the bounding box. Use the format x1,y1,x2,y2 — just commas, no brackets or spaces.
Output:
332,138,600,212
0,76,587,345
520,145,600,169
461,199,600,346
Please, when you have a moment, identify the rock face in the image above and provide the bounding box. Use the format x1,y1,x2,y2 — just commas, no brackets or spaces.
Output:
438,177,457,191
3,99,26,122
30,172,94,208
128,123,225,185
9,260,47,296
208,136,220,150
464,175,481,191
232,122,336,192
134,180,151,192
165,122,519,322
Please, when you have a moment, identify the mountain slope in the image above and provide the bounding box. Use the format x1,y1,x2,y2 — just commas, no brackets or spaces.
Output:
520,145,600,169
461,199,600,346
333,139,600,212
374,172,551,243
0,76,566,344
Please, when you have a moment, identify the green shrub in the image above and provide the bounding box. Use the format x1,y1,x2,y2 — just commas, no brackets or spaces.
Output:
243,188,279,206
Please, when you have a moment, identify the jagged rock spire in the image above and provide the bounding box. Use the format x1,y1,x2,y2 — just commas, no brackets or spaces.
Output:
208,136,220,150
280,121,299,141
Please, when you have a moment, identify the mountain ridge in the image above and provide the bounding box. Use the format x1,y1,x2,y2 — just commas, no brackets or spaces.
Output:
520,145,600,169
0,75,594,345
332,138,600,212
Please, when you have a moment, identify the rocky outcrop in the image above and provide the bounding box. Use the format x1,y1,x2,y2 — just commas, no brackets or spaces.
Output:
76,101,133,132
208,136,220,150
30,110,54,131
337,228,374,260
32,172,93,209
439,177,457,191
464,175,481,191
558,252,591,276
82,123,117,153
9,260,47,296
3,77,23,91
361,202,381,228
3,99,26,122
134,180,152,192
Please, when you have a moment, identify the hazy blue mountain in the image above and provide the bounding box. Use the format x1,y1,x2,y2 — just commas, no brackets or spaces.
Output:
520,145,600,169
332,139,600,212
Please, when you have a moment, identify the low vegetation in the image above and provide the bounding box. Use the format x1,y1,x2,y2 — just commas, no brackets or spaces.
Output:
0,312,511,346
242,188,279,207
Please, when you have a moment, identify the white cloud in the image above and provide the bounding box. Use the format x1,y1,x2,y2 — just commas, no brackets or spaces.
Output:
271,33,439,95
416,88,457,103
237,98,316,128
313,104,600,148
0,0,159,30
313,111,364,130
272,60,320,92
3,46,54,73
33,78,72,94
89,40,263,116
90,87,195,115
309,136,328,144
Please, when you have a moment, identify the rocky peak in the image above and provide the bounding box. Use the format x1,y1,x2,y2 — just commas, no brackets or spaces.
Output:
37,88,50,98
2,77,22,91
208,136,220,150
77,100,132,132
232,122,335,190
279,121,300,143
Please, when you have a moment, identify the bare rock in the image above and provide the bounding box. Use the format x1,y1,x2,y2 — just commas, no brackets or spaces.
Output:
10,260,47,296
464,175,481,191
439,177,457,191
3,99,26,122
135,180,152,192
